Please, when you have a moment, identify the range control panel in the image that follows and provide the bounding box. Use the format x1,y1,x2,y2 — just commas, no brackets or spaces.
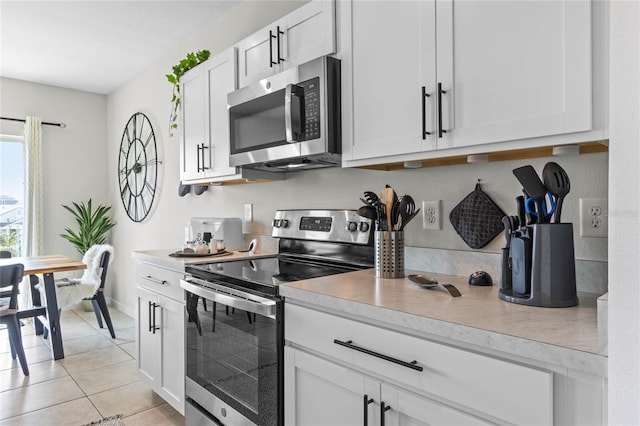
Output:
272,210,372,245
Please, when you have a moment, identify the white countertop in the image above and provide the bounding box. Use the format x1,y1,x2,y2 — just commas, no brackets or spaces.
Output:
132,248,278,270
280,269,607,376
132,248,606,376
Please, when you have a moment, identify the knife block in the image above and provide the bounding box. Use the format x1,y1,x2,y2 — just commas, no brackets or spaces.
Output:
499,223,578,307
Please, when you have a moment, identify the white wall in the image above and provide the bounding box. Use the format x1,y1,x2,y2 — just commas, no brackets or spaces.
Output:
0,77,107,258
105,1,609,317
608,2,640,423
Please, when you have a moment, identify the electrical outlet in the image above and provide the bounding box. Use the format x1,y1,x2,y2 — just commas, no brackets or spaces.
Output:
244,203,253,223
422,200,442,230
580,198,608,238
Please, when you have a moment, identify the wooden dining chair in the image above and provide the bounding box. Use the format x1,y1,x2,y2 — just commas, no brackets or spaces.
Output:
0,263,29,376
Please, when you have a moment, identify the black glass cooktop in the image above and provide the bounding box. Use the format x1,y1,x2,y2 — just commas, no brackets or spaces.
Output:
186,255,365,297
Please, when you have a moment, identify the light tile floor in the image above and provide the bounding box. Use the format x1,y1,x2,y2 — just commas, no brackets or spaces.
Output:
0,305,184,425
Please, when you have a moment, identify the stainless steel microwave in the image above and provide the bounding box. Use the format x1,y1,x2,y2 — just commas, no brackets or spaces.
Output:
227,56,341,172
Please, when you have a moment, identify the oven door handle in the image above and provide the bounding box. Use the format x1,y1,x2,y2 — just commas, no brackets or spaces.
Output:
180,278,277,318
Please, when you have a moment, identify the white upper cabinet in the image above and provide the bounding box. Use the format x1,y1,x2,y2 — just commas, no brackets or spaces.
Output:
435,0,592,150
340,0,597,165
205,49,239,180
180,47,250,183
238,0,336,88
349,1,435,160
180,66,207,182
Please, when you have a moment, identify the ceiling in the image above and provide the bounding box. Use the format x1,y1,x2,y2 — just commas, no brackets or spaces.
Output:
0,0,240,95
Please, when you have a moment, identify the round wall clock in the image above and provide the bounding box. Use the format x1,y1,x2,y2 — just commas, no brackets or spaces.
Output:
118,112,159,222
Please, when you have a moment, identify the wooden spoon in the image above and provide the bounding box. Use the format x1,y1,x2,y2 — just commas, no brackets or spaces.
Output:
380,187,396,232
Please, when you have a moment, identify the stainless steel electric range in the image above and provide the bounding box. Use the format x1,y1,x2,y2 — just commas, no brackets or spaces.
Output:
180,209,374,426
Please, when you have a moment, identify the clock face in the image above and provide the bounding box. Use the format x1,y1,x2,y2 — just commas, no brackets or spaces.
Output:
118,112,158,222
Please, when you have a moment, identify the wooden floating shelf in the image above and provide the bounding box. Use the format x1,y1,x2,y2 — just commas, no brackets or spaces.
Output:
357,141,609,172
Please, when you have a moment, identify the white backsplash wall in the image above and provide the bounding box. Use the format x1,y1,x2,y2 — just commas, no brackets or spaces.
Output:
104,0,609,315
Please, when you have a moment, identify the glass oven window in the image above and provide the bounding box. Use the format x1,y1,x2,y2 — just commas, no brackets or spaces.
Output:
186,294,280,426
230,89,286,153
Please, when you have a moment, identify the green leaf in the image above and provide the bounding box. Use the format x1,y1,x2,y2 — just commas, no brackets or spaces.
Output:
168,49,211,136
60,199,116,255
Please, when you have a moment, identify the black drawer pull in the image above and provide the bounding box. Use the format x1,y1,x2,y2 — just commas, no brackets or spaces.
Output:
333,339,423,372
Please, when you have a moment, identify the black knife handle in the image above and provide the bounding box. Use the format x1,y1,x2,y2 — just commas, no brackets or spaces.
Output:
516,196,526,228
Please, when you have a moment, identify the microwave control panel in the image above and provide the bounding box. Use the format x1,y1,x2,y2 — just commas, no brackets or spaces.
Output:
301,77,320,141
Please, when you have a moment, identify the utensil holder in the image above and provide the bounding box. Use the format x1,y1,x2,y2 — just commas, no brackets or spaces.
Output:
375,231,404,278
499,223,578,307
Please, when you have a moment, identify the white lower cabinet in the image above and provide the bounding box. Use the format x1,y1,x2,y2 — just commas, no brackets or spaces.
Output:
285,347,490,426
285,303,554,425
135,262,185,415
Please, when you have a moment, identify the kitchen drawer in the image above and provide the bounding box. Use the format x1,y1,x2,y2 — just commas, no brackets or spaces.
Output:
285,303,552,425
136,261,185,302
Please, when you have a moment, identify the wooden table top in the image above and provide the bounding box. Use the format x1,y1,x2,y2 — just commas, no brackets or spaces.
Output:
0,254,86,275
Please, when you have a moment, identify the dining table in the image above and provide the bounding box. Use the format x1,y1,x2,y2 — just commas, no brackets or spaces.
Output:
0,254,86,360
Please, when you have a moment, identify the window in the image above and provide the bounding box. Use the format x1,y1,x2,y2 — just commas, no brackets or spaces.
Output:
0,135,25,256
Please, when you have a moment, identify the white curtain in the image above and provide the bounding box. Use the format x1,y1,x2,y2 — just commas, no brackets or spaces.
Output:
20,117,43,307
23,116,43,257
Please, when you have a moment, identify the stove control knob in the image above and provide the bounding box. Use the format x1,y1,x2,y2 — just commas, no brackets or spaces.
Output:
359,222,370,233
280,219,289,228
347,221,358,232
272,219,280,228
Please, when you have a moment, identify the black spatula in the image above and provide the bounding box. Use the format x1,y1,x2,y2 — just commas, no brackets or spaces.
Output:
513,165,547,223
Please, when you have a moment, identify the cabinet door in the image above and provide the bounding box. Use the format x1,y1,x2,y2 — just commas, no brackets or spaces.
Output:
206,47,238,179
281,0,336,69
238,0,336,88
136,287,159,387
436,0,592,149
381,384,492,426
285,347,380,426
180,65,208,181
349,1,435,161
237,26,279,89
157,293,185,415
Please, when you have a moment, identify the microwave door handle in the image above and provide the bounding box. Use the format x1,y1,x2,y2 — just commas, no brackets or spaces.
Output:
285,83,305,142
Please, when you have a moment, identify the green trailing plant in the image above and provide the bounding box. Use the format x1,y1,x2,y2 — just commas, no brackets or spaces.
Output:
60,199,116,255
166,49,211,136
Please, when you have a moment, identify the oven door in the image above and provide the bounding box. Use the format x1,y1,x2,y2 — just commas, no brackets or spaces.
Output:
181,278,283,426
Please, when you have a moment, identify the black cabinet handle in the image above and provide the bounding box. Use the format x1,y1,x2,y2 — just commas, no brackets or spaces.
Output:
422,86,431,139
380,401,391,426
276,26,284,64
148,301,153,332
196,145,201,172
269,30,276,67
363,394,374,425
199,144,208,171
438,82,447,138
151,303,160,334
333,339,423,371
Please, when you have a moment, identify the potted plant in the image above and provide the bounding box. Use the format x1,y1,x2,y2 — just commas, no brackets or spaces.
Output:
60,199,116,256
166,49,211,136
